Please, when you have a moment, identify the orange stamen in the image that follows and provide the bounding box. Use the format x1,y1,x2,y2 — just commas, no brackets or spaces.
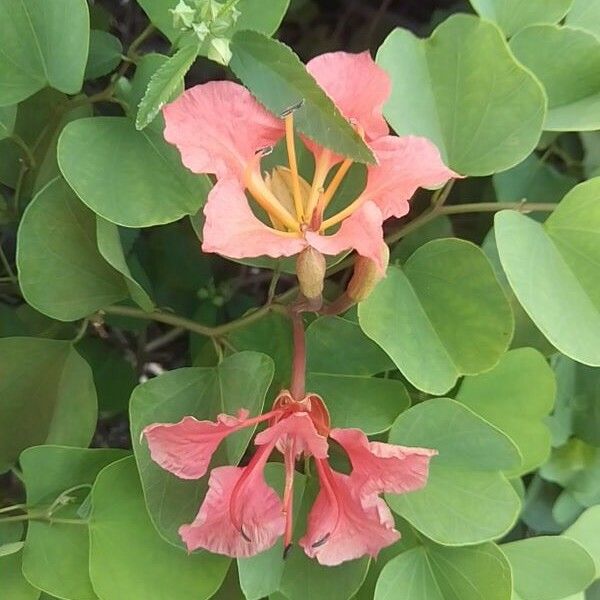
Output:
282,438,296,555
319,157,353,213
320,192,365,232
306,150,332,222
284,113,305,222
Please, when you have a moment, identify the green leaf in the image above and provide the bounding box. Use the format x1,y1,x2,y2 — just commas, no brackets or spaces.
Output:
375,542,511,600
387,398,521,545
390,216,454,264
130,352,274,546
502,536,595,600
229,30,374,164
89,456,229,600
96,217,155,312
469,0,573,36
75,338,138,413
17,178,128,321
510,25,600,131
20,445,127,600
494,178,600,366
566,0,600,39
358,239,514,395
0,551,39,600
0,0,89,105
551,355,600,447
456,348,556,475
137,0,289,44
376,14,546,176
494,153,577,212
565,506,600,576
0,105,16,140
237,464,306,600
58,117,211,227
85,30,123,80
0,337,97,472
136,43,198,131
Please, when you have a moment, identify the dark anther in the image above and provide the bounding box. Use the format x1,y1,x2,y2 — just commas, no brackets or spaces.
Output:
283,543,293,560
280,99,305,117
311,533,330,548
256,145,273,157
240,526,252,542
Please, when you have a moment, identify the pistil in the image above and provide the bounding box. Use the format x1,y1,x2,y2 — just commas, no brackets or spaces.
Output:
284,112,305,223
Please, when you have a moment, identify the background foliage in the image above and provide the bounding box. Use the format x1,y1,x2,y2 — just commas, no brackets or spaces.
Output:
2,0,600,598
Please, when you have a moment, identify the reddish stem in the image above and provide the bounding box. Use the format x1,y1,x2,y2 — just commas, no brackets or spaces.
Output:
289,310,306,400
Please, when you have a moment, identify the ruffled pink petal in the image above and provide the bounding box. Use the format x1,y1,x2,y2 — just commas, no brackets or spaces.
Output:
254,412,329,459
330,428,437,497
179,463,285,557
306,201,385,271
299,459,399,566
306,51,390,142
364,136,459,220
163,81,284,181
202,178,307,259
143,409,250,480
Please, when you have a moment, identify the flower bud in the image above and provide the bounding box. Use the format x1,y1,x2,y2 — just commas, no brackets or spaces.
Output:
296,247,326,301
347,243,390,302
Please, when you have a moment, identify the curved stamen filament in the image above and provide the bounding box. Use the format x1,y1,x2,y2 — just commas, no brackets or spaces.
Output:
282,437,297,555
305,150,331,222
319,157,353,213
312,458,341,548
320,192,365,232
284,113,305,222
245,157,300,232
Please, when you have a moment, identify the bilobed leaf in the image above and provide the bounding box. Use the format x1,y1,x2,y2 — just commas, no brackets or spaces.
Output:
375,542,511,600
469,0,573,36
376,14,546,175
229,30,374,164
96,217,155,312
358,239,514,395
0,0,89,105
130,352,274,546
502,536,595,600
17,178,128,321
0,338,97,472
510,25,600,131
567,0,600,39
20,446,128,600
136,42,199,131
85,30,123,80
456,348,556,475
89,457,229,600
565,506,600,576
58,117,211,227
495,178,600,366
387,399,522,545
0,551,39,600
0,105,16,140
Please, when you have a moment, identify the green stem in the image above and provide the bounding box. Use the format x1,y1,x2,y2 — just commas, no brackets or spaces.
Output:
10,134,36,168
0,239,16,283
0,504,27,515
102,302,286,338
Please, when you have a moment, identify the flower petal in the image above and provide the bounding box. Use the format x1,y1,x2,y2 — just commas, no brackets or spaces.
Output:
179,464,285,557
330,428,437,496
254,412,329,459
306,201,385,270
365,136,459,220
306,51,390,141
163,81,284,181
143,410,250,480
202,178,307,259
299,459,399,566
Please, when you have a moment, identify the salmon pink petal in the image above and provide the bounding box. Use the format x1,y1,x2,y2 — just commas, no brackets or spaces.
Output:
306,51,390,141
299,459,399,566
254,412,329,459
306,201,385,271
179,464,285,557
143,409,250,480
365,136,459,220
163,81,284,181
202,178,307,259
330,428,437,496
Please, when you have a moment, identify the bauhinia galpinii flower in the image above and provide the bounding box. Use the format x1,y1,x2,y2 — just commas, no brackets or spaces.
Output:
162,50,458,302
144,391,437,565
144,50,456,566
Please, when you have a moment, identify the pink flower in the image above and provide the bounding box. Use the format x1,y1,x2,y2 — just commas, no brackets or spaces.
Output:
143,391,437,565
163,51,458,272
